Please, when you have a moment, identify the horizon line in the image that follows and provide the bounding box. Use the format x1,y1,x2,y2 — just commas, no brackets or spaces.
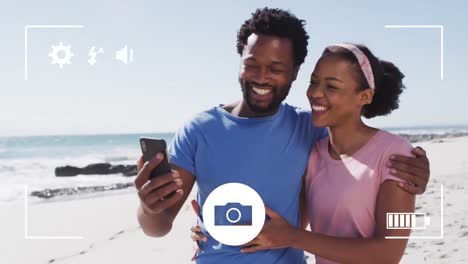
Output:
1,124,468,138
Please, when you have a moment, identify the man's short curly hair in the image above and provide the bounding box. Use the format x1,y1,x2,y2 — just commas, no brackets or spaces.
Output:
236,7,309,66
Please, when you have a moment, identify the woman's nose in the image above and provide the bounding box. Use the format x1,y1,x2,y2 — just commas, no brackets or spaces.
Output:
307,86,323,99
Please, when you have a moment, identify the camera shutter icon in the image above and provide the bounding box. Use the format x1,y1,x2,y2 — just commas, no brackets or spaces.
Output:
214,203,252,226
202,183,265,246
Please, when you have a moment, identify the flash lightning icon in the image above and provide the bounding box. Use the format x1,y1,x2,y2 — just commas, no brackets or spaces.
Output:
88,46,104,66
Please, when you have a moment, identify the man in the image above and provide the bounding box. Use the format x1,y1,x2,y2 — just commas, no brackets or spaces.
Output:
134,8,430,264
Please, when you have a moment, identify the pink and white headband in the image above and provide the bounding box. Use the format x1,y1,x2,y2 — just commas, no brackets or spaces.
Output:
332,43,375,90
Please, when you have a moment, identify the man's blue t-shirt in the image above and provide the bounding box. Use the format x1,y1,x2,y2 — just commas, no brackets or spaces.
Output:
169,103,327,264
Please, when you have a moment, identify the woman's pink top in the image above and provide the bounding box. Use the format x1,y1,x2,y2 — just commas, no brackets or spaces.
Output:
305,130,412,264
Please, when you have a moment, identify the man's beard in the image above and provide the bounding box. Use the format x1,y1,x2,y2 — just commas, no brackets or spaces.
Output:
239,78,292,114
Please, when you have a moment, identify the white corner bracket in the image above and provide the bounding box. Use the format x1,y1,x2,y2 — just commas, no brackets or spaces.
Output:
24,185,84,240
385,184,444,240
24,25,84,81
384,25,444,81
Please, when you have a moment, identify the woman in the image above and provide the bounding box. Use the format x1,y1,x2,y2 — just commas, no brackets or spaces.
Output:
193,43,416,263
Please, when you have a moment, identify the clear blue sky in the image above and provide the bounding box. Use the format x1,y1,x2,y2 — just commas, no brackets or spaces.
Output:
0,0,466,136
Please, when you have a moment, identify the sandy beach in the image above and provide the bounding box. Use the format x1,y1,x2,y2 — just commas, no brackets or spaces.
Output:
0,136,467,264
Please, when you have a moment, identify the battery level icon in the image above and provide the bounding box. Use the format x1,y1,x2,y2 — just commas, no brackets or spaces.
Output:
386,213,430,230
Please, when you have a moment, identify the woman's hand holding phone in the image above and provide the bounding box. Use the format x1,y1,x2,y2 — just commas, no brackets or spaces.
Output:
134,154,184,216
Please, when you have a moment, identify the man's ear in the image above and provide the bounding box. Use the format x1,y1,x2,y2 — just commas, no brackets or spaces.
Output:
359,88,375,106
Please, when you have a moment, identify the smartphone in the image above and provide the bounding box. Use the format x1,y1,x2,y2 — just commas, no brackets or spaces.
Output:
139,138,172,179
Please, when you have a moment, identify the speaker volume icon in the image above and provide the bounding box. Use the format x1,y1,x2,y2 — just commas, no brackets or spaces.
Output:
115,45,134,64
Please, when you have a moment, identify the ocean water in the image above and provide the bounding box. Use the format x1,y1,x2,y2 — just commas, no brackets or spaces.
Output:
386,125,468,135
1,125,467,203
0,133,173,203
